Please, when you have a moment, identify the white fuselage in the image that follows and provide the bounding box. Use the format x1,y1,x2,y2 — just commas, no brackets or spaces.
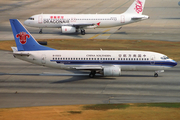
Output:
14,50,177,72
24,14,149,28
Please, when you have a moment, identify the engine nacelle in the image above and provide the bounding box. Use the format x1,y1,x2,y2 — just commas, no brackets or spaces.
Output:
103,66,121,76
61,26,76,33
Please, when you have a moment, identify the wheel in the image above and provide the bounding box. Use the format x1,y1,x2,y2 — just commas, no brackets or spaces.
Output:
89,71,96,78
89,73,95,78
39,29,42,34
154,73,158,77
81,30,85,35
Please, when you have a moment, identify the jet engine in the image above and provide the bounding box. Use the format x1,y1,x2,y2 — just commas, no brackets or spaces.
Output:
103,66,121,76
61,26,76,33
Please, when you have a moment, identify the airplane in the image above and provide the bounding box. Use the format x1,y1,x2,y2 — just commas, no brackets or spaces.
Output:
24,0,149,35
10,19,177,78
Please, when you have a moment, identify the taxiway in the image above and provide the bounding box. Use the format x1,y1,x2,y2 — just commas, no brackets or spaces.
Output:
0,0,180,41
0,50,180,108
0,0,180,108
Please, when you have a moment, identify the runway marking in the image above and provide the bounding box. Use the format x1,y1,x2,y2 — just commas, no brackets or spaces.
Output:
103,29,110,33
89,34,100,39
89,29,111,39
101,34,111,36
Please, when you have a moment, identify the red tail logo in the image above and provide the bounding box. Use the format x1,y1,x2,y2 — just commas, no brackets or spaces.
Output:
16,32,30,44
134,0,143,14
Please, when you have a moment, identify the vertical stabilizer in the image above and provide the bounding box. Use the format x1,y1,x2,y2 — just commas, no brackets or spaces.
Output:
9,19,55,51
124,0,146,15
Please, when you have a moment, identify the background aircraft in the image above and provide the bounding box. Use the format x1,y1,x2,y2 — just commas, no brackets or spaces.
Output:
24,0,149,35
10,19,177,78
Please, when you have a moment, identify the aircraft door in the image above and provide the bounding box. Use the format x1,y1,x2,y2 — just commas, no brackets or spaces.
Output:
41,54,46,64
150,55,155,65
38,15,43,24
121,15,125,23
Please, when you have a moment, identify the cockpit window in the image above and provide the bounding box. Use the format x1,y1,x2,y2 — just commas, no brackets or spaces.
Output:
161,56,169,60
28,17,34,20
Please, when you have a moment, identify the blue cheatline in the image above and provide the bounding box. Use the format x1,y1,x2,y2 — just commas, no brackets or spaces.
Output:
9,19,55,51
50,60,177,68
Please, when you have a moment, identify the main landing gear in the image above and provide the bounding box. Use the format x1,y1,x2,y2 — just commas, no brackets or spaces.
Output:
89,71,96,78
39,28,42,34
81,29,85,35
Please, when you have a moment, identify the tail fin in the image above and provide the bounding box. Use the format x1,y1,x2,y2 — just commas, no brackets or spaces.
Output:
124,0,146,15
9,19,55,51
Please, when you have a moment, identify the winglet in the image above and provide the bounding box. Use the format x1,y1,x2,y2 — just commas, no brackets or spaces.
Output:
9,19,55,51
124,0,146,15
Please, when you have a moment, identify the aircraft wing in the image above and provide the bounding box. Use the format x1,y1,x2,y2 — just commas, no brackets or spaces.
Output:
63,23,95,27
73,66,102,70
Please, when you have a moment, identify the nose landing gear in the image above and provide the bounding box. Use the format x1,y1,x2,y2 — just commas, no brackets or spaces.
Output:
154,70,164,77
39,28,42,34
154,73,158,77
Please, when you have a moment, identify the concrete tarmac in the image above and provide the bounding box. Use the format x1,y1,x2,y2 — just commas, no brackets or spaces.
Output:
0,50,180,108
0,0,180,108
0,0,180,41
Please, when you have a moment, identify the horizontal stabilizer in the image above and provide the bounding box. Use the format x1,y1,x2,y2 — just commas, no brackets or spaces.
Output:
11,47,18,52
13,52,30,56
131,15,149,20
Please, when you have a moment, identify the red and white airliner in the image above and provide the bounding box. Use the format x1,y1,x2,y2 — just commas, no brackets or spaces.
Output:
24,0,149,35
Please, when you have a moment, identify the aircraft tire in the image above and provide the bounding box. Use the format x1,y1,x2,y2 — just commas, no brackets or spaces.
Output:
154,73,158,77
89,71,96,78
81,30,85,35
39,29,42,34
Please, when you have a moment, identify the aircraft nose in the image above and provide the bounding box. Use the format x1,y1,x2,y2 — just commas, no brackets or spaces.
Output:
24,20,29,26
172,60,177,67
